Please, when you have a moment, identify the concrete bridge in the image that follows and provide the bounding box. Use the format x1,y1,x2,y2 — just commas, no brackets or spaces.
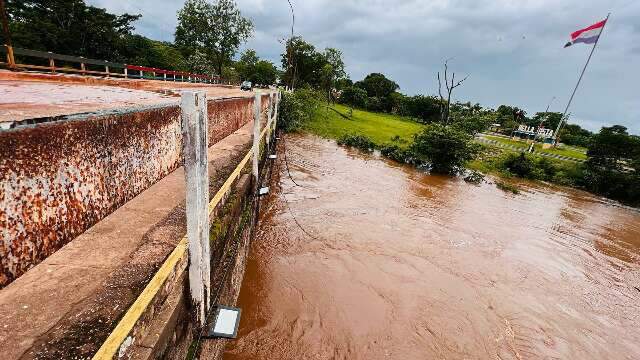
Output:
0,70,280,359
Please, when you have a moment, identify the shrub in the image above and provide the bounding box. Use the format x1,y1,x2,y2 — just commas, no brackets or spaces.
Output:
278,88,325,132
366,96,384,112
496,181,520,194
380,144,419,164
411,124,479,175
337,134,377,152
464,170,485,184
339,86,368,108
502,152,535,178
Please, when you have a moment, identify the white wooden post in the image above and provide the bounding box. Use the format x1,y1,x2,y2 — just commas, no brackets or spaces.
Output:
252,93,261,183
181,91,210,326
273,91,280,130
266,93,273,147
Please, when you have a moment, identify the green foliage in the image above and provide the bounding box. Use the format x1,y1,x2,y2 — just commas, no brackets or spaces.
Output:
463,170,485,184
337,134,377,152
335,78,353,91
380,145,415,163
176,0,253,75
581,126,640,205
411,124,479,175
452,114,491,135
339,86,368,108
278,89,325,132
397,95,441,123
236,49,278,85
355,73,399,98
5,0,140,61
280,38,348,94
526,112,561,129
482,150,585,187
120,35,187,71
494,105,527,133
496,181,520,194
222,65,241,84
502,153,535,178
559,123,593,147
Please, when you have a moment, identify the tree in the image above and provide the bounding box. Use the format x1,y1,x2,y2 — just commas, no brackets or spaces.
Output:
320,48,346,102
355,73,399,98
339,86,368,108
4,0,140,61
399,95,441,123
582,125,640,205
558,123,592,147
175,0,253,76
281,36,326,88
411,123,479,174
236,49,278,85
587,125,635,171
530,112,562,131
335,78,353,91
437,59,468,124
251,60,278,85
119,35,187,71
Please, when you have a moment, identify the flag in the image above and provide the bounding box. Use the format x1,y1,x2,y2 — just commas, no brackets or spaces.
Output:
564,19,607,47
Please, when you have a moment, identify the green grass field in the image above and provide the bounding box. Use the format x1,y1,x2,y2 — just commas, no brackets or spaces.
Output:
304,104,424,148
303,104,588,165
483,135,587,160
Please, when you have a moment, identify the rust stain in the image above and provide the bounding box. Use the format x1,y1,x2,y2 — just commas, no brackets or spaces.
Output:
0,95,268,287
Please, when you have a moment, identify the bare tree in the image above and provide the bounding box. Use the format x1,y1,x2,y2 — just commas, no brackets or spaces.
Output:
437,58,468,124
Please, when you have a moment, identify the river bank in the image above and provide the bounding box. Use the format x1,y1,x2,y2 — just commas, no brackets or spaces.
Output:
224,133,640,359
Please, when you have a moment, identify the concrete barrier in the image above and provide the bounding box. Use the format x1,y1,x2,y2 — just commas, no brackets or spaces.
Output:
0,95,270,287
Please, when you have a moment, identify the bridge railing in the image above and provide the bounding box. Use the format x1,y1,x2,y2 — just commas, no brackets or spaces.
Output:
0,44,221,84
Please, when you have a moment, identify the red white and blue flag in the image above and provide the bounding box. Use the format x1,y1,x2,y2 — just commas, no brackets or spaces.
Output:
564,19,607,47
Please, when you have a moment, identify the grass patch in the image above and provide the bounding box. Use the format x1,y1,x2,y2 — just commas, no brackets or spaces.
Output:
496,181,520,194
304,104,424,148
483,135,587,160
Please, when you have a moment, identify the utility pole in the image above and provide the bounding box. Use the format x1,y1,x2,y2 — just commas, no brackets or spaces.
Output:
286,0,295,90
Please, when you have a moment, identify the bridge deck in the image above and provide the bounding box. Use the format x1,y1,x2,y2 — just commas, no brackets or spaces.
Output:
0,70,250,127
0,122,253,359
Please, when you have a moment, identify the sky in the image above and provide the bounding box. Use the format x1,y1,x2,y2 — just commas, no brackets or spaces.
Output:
87,0,639,134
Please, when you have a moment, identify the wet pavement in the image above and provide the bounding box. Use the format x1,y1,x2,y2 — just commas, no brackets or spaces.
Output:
0,71,250,125
224,134,640,360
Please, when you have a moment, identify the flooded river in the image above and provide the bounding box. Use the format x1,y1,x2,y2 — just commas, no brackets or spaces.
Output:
224,134,640,359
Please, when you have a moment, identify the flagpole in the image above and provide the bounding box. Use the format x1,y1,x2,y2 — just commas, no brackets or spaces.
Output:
555,12,610,146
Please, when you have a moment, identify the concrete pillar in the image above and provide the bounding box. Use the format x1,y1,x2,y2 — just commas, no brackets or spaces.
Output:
181,91,211,326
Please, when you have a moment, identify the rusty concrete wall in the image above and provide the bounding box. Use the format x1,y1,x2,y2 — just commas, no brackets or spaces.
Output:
0,94,270,287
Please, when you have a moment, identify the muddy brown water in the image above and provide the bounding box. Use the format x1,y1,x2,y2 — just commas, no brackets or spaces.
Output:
224,134,640,360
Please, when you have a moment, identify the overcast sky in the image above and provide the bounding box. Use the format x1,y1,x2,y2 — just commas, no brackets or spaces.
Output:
87,0,639,133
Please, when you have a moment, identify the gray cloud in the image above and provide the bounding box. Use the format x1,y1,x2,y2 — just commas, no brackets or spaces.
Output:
87,0,640,133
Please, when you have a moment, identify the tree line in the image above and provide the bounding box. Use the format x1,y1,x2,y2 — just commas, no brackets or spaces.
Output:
1,0,277,83
279,37,639,206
